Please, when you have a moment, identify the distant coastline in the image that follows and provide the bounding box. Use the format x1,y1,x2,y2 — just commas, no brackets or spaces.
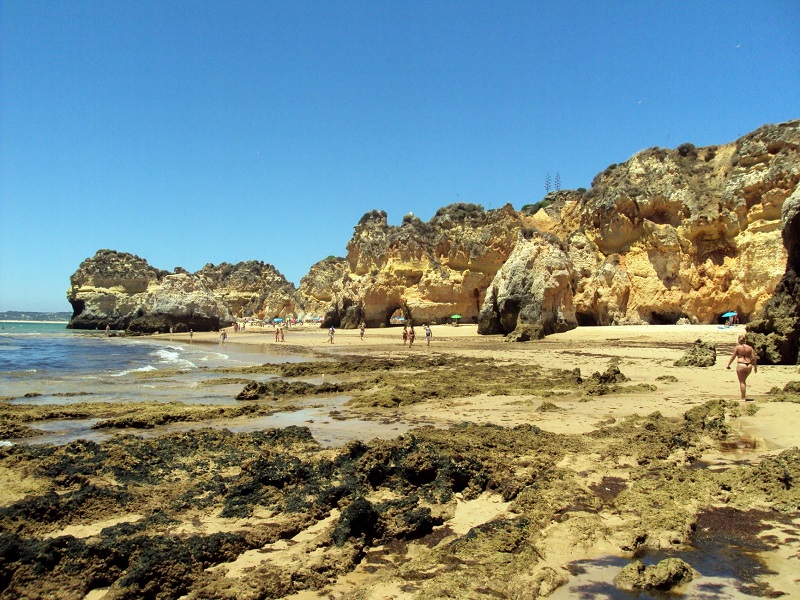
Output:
1,320,70,324
0,311,72,322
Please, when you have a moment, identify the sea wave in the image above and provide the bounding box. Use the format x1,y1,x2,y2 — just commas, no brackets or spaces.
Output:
153,347,197,369
112,365,158,377
197,352,229,362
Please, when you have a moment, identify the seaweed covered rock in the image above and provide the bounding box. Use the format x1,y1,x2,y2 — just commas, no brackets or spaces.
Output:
615,558,695,591
674,339,717,367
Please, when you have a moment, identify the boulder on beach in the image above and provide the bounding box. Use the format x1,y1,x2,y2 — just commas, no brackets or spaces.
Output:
674,339,717,367
615,558,696,591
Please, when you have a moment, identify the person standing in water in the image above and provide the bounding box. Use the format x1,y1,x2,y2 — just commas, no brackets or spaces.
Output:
726,334,757,400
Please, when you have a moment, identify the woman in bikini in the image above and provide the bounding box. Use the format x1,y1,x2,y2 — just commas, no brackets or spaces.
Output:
726,334,757,400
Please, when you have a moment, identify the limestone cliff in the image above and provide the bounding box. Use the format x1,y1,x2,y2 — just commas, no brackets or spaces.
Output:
318,204,524,328
528,120,799,325
67,120,800,352
748,185,800,364
299,121,798,335
478,229,576,340
196,261,298,321
297,256,349,320
67,251,298,332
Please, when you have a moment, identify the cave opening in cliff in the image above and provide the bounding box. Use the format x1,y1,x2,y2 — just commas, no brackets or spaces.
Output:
387,307,409,327
650,311,687,325
576,312,598,326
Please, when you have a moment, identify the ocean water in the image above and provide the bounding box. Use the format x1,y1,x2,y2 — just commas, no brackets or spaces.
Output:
0,322,413,446
0,321,308,411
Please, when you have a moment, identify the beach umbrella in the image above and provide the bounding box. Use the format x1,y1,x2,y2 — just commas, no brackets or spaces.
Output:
721,311,737,318
451,314,462,319
273,317,284,322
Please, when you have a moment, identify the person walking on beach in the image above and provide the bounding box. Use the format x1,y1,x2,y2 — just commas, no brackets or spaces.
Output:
726,334,757,400
424,324,432,347
360,323,365,341
189,329,193,343
402,326,408,346
408,326,416,347
328,326,335,343
280,327,285,342
220,330,227,345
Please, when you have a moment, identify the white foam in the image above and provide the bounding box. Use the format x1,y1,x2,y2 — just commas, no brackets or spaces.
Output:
197,352,228,362
0,440,13,447
112,365,158,377
153,347,196,369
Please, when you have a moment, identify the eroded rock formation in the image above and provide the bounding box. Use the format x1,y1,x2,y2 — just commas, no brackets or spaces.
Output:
529,121,799,325
747,185,800,364
299,120,798,336
477,229,576,340
66,120,800,349
196,260,298,321
66,251,300,333
315,204,524,328
297,256,350,321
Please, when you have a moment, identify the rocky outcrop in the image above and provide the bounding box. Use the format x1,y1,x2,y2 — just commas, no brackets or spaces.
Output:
673,339,717,367
312,204,525,328
293,120,798,337
529,121,799,325
615,558,696,592
66,251,293,333
67,121,800,348
196,261,298,321
746,184,800,364
477,229,576,340
297,256,349,321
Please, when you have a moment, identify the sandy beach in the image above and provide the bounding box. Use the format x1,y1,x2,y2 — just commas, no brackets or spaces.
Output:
180,322,800,431
3,323,800,598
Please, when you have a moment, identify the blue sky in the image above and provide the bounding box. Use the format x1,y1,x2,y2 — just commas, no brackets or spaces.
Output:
2,1,798,312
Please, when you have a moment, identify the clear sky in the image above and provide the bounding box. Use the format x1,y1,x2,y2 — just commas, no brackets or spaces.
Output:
2,1,798,312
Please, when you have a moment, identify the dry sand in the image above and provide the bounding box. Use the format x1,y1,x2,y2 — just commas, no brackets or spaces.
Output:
177,322,800,441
